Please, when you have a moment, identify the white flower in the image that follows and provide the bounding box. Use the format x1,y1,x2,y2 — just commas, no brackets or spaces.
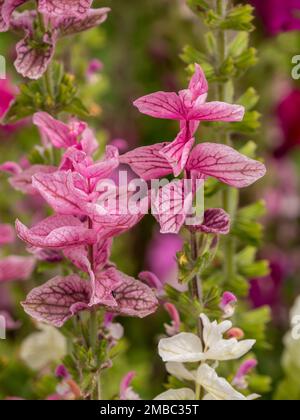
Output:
196,364,259,401
158,314,255,363
154,364,259,400
154,388,196,400
20,323,67,370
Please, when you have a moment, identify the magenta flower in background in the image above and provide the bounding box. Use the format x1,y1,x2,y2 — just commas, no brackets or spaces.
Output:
249,252,290,321
274,89,300,157
232,359,258,390
86,59,103,83
0,78,19,134
0,79,16,119
250,0,300,36
146,230,183,288
119,372,140,401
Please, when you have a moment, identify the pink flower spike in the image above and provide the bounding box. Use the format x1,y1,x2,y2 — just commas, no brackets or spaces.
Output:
120,142,173,181
190,208,231,235
220,291,238,318
21,275,91,327
15,215,97,249
0,256,35,283
0,224,15,245
120,372,141,401
187,143,266,188
232,359,258,390
164,302,180,336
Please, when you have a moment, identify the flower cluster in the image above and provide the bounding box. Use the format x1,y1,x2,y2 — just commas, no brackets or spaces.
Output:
155,313,259,400
3,111,158,327
121,65,266,234
0,1,110,79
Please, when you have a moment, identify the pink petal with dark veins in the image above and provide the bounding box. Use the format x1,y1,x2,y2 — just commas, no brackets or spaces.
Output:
160,133,195,177
89,267,123,307
22,275,91,327
187,143,266,188
56,8,111,36
188,101,245,122
32,171,89,215
190,208,231,235
112,270,158,318
119,142,173,181
16,215,97,249
133,91,184,120
33,112,80,149
14,32,56,80
38,0,92,18
152,179,194,234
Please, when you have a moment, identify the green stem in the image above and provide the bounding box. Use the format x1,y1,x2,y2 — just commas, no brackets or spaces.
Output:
89,308,98,354
44,65,54,100
190,231,205,341
87,214,101,400
215,0,237,285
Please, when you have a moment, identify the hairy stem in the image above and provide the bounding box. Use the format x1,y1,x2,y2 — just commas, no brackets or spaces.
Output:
87,215,101,400
215,0,237,285
190,231,205,341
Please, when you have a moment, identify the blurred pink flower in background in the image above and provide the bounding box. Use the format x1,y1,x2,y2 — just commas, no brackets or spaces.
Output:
250,0,300,36
250,252,290,321
0,78,18,133
0,79,16,119
146,230,183,289
274,89,300,158
265,159,300,219
86,59,103,83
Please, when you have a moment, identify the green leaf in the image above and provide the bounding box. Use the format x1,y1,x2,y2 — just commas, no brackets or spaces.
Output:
239,260,270,278
237,88,259,111
221,5,255,32
237,306,271,349
227,274,249,297
239,141,257,159
228,32,250,57
248,374,272,394
63,97,90,118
